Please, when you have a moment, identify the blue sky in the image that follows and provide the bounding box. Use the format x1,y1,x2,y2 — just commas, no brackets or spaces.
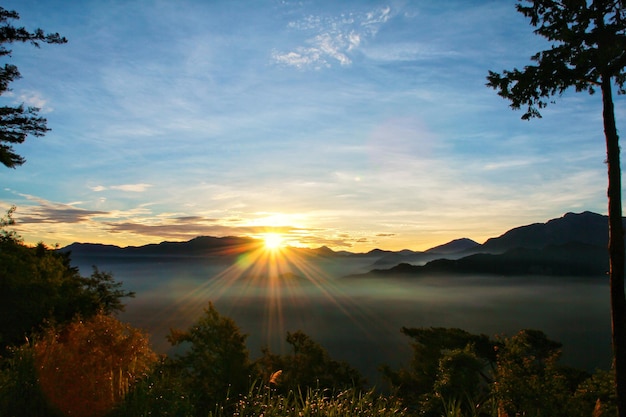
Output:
0,0,620,251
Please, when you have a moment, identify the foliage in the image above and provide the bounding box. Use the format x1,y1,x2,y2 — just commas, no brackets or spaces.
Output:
0,343,61,417
492,329,581,417
32,313,158,417
167,302,253,417
81,266,135,316
220,383,408,417
573,368,618,417
0,205,19,242
1,299,617,417
383,327,607,417
486,2,626,413
486,0,626,119
0,215,134,350
0,314,157,417
256,330,366,394
0,6,67,168
381,327,494,415
109,358,194,417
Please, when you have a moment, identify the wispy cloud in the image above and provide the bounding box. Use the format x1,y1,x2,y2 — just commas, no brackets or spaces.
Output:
14,201,107,225
20,91,52,112
91,184,152,193
272,5,393,69
5,90,53,112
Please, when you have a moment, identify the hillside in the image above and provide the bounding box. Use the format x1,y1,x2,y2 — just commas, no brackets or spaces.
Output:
479,211,611,253
354,211,617,278
358,242,608,278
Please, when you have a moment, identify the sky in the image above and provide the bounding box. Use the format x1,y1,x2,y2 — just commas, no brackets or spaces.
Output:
0,0,621,252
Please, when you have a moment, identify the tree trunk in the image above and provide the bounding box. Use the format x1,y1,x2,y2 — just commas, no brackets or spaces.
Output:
602,75,626,417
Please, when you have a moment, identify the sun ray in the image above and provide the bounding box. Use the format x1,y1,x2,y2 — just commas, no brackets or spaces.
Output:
139,235,399,358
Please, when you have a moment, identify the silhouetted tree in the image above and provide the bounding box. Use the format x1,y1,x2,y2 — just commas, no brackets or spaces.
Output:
0,208,134,350
256,330,365,394
574,369,618,416
167,302,252,417
487,2,626,414
493,329,578,417
0,6,66,168
381,327,495,414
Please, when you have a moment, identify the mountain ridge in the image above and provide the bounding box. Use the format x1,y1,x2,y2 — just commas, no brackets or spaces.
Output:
60,211,617,277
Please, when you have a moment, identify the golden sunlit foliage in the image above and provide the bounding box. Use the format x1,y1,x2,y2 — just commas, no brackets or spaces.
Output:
34,313,158,417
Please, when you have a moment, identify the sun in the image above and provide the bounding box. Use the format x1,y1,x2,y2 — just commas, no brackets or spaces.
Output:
263,233,284,250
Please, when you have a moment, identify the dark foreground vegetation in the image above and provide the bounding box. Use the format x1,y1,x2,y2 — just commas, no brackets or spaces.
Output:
0,209,619,416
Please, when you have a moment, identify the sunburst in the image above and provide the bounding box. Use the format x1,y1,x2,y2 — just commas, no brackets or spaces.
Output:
263,233,284,250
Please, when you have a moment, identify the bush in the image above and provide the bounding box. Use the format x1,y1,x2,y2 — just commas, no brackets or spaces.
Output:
34,313,158,417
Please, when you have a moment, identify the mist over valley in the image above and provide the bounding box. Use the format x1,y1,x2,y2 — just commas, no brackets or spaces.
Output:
64,211,614,385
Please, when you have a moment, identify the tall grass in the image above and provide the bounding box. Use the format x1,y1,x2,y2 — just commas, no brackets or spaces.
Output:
206,381,409,417
110,374,409,417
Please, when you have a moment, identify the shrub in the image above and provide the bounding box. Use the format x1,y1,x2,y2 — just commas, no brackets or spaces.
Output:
34,313,157,417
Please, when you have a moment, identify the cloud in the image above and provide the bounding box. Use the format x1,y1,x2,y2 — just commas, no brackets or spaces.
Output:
19,91,53,112
111,184,152,192
273,5,394,69
91,184,152,193
105,219,317,242
16,204,108,224
295,233,356,248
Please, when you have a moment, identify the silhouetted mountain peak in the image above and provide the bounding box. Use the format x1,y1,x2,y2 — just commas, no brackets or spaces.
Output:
426,238,480,254
481,211,610,253
366,248,393,256
311,246,337,256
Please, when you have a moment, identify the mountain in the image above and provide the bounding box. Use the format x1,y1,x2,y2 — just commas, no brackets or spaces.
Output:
352,211,615,278
425,238,480,254
357,242,608,278
60,211,614,277
370,238,479,269
479,211,610,254
61,236,263,259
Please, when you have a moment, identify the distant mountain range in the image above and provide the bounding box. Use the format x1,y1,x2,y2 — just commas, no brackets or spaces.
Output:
61,211,618,277
354,211,616,278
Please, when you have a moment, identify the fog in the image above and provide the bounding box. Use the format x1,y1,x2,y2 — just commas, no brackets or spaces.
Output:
72,255,611,386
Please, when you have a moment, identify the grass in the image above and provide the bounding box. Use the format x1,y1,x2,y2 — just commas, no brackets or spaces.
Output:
109,373,409,417
209,382,409,417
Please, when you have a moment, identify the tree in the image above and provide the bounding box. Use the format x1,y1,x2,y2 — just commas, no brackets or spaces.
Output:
381,327,495,414
0,208,134,350
0,6,66,168
493,329,579,417
486,2,626,414
167,302,252,417
255,330,365,394
80,266,136,316
34,313,158,417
